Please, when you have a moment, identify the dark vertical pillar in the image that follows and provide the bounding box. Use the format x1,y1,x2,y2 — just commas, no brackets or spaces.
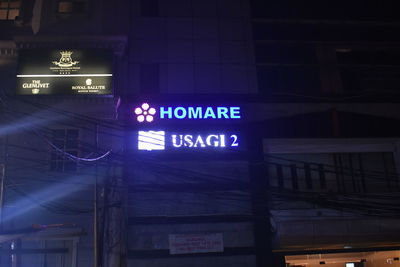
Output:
276,164,284,191
382,152,392,191
357,153,367,193
248,125,273,267
273,254,287,267
316,45,343,95
318,164,327,190
290,164,299,191
348,154,357,192
304,163,313,190
331,108,340,137
338,154,346,194
333,154,342,193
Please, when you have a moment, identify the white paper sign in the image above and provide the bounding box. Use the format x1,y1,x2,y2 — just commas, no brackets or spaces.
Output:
168,233,224,255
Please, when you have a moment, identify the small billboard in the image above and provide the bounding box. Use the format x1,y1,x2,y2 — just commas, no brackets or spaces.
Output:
16,49,113,95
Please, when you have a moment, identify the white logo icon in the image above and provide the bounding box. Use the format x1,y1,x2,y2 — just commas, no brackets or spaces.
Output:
134,103,156,123
138,131,165,151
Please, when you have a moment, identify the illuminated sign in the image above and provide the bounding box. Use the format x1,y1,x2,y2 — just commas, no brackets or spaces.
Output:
138,131,165,150
134,103,157,122
160,106,241,119
137,131,240,151
171,133,238,148
134,102,242,152
16,49,113,95
134,103,241,122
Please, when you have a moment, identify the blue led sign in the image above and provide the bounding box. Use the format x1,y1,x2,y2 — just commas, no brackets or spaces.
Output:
159,106,241,119
137,131,240,151
134,102,242,151
134,103,241,122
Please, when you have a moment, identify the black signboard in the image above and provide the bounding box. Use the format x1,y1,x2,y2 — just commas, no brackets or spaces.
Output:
16,49,113,95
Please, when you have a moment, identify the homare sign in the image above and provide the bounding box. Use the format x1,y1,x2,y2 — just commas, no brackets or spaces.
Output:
134,103,241,122
16,49,113,95
134,103,242,151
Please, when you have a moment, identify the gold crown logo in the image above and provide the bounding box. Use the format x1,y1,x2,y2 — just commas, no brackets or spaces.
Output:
52,50,79,68
60,51,73,56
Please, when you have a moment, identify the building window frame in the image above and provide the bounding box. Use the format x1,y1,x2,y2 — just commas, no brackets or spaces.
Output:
0,0,21,20
50,129,80,172
56,0,87,15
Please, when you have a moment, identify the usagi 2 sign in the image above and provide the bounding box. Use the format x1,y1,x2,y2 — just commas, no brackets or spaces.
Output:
137,131,240,151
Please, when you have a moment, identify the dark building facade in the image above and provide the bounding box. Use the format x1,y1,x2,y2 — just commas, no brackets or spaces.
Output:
250,0,400,266
1,0,400,267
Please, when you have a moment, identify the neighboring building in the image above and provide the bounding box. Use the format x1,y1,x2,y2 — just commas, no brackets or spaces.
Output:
0,0,126,266
250,0,400,266
1,0,259,267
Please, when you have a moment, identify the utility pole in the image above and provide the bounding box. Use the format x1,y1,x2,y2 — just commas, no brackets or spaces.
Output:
0,101,7,230
0,134,8,231
0,126,9,266
248,124,275,267
94,172,98,267
94,124,99,267
0,164,4,267
0,96,5,267
0,163,5,231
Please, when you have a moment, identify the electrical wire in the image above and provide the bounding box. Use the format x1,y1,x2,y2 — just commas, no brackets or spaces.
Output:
34,129,112,162
3,92,400,219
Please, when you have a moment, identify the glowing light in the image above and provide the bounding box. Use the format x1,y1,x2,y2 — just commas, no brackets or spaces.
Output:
138,131,165,151
0,109,67,138
134,107,142,115
133,103,241,122
142,103,149,110
134,103,156,123
16,74,112,77
3,174,90,223
171,134,231,148
159,106,241,119
137,132,239,151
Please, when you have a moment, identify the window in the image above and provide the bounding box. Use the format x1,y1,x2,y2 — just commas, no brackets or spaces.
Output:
337,49,400,93
255,44,317,64
0,0,20,20
251,0,399,22
257,66,321,95
140,64,160,94
267,152,398,193
57,0,86,14
50,129,79,172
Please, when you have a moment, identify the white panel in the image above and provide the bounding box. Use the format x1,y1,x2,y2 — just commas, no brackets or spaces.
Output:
138,131,165,151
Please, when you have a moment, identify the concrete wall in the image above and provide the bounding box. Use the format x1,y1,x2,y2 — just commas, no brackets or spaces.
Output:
126,0,257,95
